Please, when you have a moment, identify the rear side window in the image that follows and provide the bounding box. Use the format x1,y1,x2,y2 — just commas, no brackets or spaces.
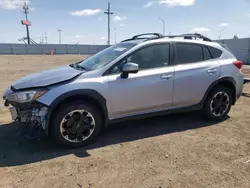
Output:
208,47,222,58
175,43,203,65
203,46,213,61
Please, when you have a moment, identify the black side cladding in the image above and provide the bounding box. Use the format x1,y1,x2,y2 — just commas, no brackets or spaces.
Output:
45,89,109,135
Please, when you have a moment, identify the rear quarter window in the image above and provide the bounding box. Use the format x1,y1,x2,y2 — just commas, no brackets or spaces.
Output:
208,47,223,58
203,46,213,61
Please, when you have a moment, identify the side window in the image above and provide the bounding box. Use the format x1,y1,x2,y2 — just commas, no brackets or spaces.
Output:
109,43,170,74
129,43,170,70
175,43,203,65
203,46,213,61
208,47,223,59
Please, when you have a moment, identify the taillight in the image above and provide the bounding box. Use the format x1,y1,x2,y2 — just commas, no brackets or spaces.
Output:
233,61,243,70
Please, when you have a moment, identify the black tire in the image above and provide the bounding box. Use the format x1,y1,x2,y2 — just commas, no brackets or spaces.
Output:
51,101,103,148
203,85,232,120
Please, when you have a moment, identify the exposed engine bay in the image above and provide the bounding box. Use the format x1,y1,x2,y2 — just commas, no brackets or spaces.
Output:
5,100,48,138
9,106,48,129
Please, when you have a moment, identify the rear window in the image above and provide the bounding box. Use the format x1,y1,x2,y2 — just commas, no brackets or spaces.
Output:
208,47,223,58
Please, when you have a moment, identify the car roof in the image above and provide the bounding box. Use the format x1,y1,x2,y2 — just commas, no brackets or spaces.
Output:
119,33,235,61
121,35,222,49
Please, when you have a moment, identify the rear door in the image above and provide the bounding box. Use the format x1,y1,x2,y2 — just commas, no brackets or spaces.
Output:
172,42,221,108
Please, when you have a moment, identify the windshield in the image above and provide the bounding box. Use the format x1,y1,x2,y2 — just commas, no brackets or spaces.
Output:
77,43,137,70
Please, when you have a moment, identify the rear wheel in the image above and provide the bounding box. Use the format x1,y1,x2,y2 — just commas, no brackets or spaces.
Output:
51,101,103,148
203,86,232,120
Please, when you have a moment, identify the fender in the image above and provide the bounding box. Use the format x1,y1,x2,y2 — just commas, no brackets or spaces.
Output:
200,76,236,105
45,89,109,135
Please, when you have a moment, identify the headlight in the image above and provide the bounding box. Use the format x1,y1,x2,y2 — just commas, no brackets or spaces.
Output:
7,90,47,103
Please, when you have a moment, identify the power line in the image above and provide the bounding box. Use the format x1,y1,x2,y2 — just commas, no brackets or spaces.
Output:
104,2,114,45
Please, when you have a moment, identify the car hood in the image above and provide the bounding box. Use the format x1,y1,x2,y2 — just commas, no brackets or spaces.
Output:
12,65,84,90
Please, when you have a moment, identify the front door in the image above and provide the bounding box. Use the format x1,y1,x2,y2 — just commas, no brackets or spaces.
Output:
107,43,174,119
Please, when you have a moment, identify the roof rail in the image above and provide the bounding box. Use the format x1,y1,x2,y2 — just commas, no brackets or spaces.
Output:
132,33,164,39
121,33,164,42
166,33,212,42
121,33,212,43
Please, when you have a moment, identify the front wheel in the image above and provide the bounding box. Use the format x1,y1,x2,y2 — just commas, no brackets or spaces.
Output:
51,101,103,148
203,86,232,120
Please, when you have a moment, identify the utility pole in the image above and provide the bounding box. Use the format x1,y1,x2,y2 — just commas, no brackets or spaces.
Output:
44,32,48,44
104,2,114,45
41,34,44,44
114,27,117,44
158,18,165,35
248,35,250,64
39,36,41,43
23,1,31,44
219,27,227,40
57,29,62,44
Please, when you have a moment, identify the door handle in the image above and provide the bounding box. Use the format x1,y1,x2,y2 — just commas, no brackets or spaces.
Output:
160,74,172,80
207,68,217,74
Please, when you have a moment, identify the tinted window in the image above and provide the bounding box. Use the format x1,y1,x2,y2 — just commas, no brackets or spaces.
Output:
176,43,203,65
129,44,170,70
203,46,212,61
110,43,170,74
208,47,222,58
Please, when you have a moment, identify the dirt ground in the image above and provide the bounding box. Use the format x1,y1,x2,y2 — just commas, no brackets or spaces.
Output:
0,55,250,188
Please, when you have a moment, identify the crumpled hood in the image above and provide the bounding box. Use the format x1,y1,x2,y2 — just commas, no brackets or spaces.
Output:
12,65,84,90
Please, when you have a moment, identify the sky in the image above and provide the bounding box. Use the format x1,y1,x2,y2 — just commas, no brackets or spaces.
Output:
0,0,250,44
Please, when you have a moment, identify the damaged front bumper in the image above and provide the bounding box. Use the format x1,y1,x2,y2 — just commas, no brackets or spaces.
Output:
5,100,49,132
3,86,50,135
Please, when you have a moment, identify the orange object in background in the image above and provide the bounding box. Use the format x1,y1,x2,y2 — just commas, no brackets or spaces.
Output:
21,20,31,26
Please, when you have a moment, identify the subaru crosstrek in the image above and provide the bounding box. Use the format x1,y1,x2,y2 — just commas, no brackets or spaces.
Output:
3,33,244,148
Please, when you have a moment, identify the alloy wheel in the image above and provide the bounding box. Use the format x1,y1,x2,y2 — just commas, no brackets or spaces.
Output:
209,91,230,117
60,110,95,143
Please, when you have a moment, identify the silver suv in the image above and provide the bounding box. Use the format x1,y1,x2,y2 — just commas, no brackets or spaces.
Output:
3,33,244,148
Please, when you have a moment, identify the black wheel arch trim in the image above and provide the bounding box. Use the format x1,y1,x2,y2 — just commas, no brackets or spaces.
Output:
45,89,108,135
201,76,237,106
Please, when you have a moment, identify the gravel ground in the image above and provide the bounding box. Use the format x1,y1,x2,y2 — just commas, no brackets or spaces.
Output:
0,55,249,188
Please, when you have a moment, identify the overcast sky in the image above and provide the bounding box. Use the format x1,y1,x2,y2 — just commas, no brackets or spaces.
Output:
0,0,250,44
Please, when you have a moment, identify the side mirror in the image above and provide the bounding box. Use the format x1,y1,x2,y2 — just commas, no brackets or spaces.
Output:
121,62,139,79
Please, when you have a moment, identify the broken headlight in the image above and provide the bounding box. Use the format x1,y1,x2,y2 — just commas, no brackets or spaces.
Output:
7,90,47,103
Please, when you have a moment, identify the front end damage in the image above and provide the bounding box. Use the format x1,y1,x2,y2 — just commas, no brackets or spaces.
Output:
2,64,85,139
4,99,49,138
